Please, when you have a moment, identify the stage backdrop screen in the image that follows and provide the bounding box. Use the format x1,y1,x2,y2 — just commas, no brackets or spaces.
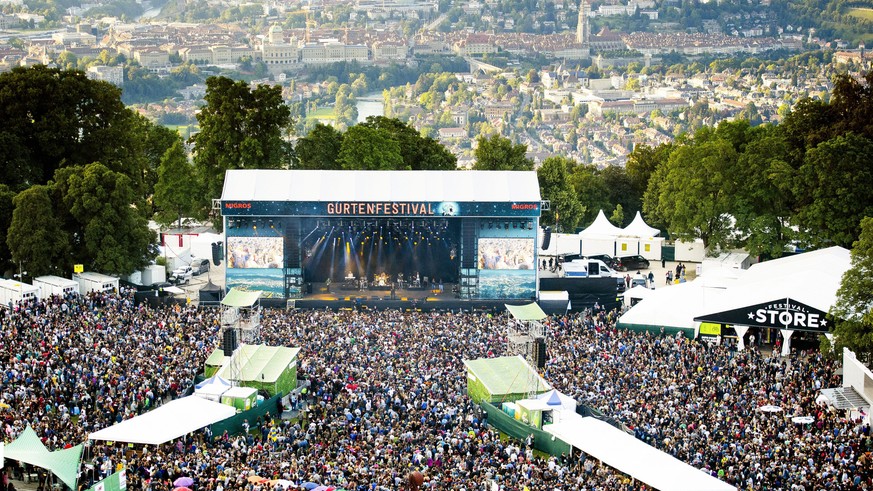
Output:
226,237,285,297
478,238,536,299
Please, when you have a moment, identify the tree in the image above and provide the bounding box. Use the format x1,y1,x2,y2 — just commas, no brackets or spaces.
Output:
190,76,293,220
154,141,200,229
138,115,183,206
734,125,796,258
644,131,742,250
359,116,456,170
6,185,70,278
0,185,15,274
830,217,873,362
0,66,152,191
569,164,611,227
337,126,404,170
537,156,583,232
599,165,637,227
793,133,873,249
473,134,534,170
626,143,672,207
295,123,344,169
55,164,156,275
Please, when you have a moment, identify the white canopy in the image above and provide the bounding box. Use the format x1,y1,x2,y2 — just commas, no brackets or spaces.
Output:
88,396,236,445
544,417,735,491
697,246,850,318
579,210,623,238
622,211,660,238
623,285,655,303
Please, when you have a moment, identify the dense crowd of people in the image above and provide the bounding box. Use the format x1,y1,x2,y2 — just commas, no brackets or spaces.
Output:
0,291,870,491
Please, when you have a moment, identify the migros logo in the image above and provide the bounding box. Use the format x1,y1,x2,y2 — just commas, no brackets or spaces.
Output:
511,203,538,210
224,202,252,209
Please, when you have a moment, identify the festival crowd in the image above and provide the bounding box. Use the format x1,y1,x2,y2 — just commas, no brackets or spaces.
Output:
0,290,869,491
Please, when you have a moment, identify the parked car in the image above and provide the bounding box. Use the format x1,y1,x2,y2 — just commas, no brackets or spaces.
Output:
170,266,193,285
191,258,210,275
585,254,621,270
616,255,651,271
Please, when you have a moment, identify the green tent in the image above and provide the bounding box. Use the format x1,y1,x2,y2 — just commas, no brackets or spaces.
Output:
5,426,83,490
463,355,551,403
221,288,262,307
505,302,548,321
215,344,300,396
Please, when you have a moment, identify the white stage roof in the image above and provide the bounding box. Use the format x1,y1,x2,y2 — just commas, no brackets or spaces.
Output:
88,396,236,445
544,417,735,491
221,170,541,203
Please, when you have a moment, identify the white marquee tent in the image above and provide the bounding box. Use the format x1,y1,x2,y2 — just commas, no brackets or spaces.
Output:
622,211,660,238
579,210,663,260
544,417,736,491
579,210,623,238
89,396,236,445
618,247,851,340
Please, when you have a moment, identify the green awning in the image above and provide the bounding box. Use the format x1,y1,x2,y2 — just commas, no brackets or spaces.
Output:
205,348,226,366
463,355,551,396
220,288,262,307
5,426,83,490
505,302,548,321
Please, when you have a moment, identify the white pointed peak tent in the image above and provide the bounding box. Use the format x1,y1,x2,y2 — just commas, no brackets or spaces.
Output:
579,210,623,238
622,211,660,238
537,389,577,412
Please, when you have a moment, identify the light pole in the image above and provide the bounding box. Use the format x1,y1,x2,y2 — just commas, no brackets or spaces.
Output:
14,262,26,282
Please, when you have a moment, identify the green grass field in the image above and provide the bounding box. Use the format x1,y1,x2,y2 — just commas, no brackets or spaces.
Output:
306,107,336,120
848,7,873,21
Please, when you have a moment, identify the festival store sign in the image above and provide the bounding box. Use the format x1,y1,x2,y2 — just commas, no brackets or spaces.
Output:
221,200,542,217
694,298,829,333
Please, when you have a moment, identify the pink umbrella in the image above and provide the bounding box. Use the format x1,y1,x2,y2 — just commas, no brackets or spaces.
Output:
174,477,195,488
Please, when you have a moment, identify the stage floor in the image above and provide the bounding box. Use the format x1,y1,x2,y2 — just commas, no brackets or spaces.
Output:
303,282,453,302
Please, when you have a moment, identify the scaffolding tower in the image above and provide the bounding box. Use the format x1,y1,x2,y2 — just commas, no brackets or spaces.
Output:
505,302,549,400
220,288,263,386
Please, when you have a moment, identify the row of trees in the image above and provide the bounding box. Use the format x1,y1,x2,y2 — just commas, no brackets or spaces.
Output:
625,72,873,257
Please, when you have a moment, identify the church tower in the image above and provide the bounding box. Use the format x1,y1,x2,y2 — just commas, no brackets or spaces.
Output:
576,0,590,46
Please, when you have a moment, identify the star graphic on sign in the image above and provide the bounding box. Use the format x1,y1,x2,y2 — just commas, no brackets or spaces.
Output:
821,319,827,327
747,312,755,320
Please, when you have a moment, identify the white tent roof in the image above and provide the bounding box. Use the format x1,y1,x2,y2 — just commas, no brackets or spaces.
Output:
700,246,850,316
621,211,660,238
88,396,235,445
221,170,541,203
617,279,729,331
623,285,655,302
579,210,623,238
544,417,735,491
618,247,851,332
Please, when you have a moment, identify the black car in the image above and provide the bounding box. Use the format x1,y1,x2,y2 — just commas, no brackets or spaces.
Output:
585,254,621,270
616,255,650,271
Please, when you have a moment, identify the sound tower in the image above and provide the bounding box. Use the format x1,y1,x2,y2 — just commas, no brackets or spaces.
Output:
222,328,238,356
541,227,552,251
533,337,547,368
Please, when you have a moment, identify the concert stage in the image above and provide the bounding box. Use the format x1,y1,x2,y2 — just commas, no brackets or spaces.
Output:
219,170,543,302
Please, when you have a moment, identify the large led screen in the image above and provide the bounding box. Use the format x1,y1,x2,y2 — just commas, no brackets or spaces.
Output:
478,238,536,299
228,237,284,269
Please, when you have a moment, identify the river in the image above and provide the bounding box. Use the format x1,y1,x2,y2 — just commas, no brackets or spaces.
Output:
356,92,384,123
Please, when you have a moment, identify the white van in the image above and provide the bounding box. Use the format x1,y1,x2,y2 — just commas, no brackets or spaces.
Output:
563,258,620,278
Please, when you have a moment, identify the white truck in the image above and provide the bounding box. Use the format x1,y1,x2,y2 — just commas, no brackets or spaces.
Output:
170,266,193,285
73,272,119,294
32,275,79,298
0,278,39,307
